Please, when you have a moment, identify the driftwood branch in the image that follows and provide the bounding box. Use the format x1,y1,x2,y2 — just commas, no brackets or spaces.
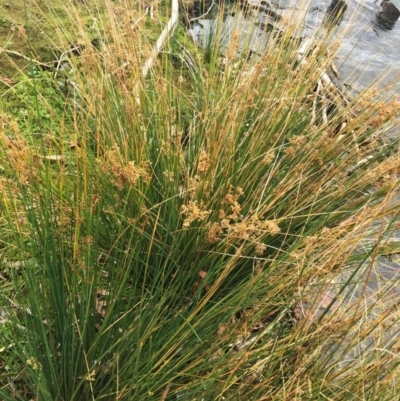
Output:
134,0,179,106
295,33,352,130
141,0,179,79
188,0,216,23
0,48,52,68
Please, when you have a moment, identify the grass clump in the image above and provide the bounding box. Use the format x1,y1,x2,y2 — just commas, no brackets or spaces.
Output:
0,0,400,399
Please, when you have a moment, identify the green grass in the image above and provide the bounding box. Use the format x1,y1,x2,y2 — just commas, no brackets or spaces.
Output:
0,0,400,400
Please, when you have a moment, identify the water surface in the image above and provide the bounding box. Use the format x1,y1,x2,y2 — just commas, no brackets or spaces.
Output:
305,0,400,95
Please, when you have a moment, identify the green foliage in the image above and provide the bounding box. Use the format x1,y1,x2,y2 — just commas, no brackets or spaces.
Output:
0,1,400,400
2,67,72,135
0,15,10,29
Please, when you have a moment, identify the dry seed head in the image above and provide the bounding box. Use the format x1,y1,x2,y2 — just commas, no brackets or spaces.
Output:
221,218,230,229
231,221,252,240
181,201,211,228
226,30,240,61
127,218,137,226
197,150,210,173
224,218,280,243
163,170,175,182
207,222,222,244
365,154,400,184
224,185,243,204
123,161,151,185
280,14,292,27
260,220,281,235
79,236,94,245
58,205,72,228
289,135,306,148
13,24,27,41
230,201,241,220
255,242,267,255
91,194,100,206
263,150,275,165
358,88,379,108
1,133,41,185
222,185,244,220
284,146,297,157
99,147,150,188
79,46,99,74
188,174,200,193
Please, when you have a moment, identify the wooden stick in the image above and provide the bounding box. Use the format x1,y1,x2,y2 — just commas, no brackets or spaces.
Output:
188,0,216,23
135,0,179,106
141,0,179,79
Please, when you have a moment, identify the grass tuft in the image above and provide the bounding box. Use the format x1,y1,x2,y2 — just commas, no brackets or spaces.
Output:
0,0,400,399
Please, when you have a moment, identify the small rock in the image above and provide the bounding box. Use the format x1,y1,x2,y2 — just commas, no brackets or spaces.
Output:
376,0,400,23
326,0,347,24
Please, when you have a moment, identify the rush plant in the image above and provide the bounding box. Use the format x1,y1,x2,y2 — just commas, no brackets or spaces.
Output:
0,0,400,400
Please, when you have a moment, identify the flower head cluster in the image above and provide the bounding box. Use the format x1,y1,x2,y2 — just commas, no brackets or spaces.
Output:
1,131,41,185
181,201,211,228
98,147,150,189
205,185,280,253
197,150,210,173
